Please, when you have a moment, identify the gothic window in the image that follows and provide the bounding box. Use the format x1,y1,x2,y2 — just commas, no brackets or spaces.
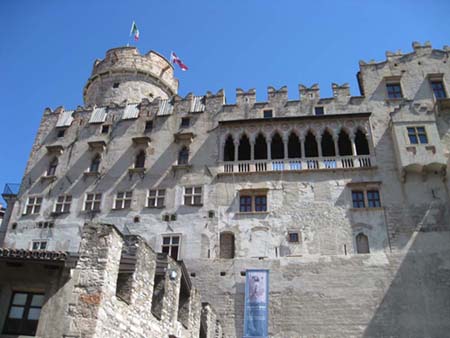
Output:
238,134,251,161
220,232,235,259
321,130,335,157
287,132,301,158
356,233,370,254
223,135,235,162
338,130,352,156
354,129,370,155
2,292,44,336
135,150,146,168
304,131,318,157
254,133,267,160
90,154,101,173
178,147,189,165
271,132,284,159
47,157,58,176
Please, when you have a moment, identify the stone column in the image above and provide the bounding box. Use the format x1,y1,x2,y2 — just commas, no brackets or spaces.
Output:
350,135,357,156
250,137,255,161
317,135,323,158
267,140,272,160
234,140,239,162
333,137,339,157
300,138,305,158
283,136,289,159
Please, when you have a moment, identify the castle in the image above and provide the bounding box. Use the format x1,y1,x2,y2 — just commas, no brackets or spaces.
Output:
0,41,450,337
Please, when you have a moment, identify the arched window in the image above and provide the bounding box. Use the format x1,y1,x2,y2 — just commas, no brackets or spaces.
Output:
355,129,370,155
238,134,251,161
271,132,284,159
223,135,235,162
178,147,189,165
304,131,318,157
135,150,146,168
356,233,370,254
220,232,235,259
90,154,101,173
47,157,58,176
321,130,336,157
254,133,267,160
338,130,353,156
288,132,301,158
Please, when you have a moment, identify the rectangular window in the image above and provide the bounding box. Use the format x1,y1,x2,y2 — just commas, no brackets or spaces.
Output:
367,190,381,208
238,191,268,213
145,120,153,131
84,193,102,211
431,81,446,99
288,232,300,243
24,196,42,215
386,83,402,99
407,126,428,144
148,189,165,208
114,191,132,209
161,235,180,260
314,106,324,116
254,195,267,212
54,195,71,213
181,117,190,128
184,186,202,206
57,128,66,138
2,292,44,336
263,109,273,118
239,196,252,212
31,240,47,251
352,191,365,208
101,125,110,134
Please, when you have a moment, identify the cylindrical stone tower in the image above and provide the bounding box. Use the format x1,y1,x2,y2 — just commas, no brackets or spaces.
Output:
83,47,178,106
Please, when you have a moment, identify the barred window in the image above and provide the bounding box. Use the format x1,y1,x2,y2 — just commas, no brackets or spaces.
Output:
84,193,102,211
407,126,428,144
148,189,165,208
184,186,202,206
24,196,42,215
114,191,132,210
54,195,71,213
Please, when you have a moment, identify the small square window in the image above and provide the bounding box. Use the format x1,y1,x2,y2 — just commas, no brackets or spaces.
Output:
101,125,110,134
31,240,47,251
181,117,190,128
431,81,446,99
288,232,300,243
263,110,273,118
145,120,153,132
113,82,120,88
314,106,324,116
57,128,66,138
386,83,403,99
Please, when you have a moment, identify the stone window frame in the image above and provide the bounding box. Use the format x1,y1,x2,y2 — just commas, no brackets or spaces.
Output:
30,240,47,251
147,188,165,208
287,231,300,243
348,182,382,210
23,196,43,215
54,194,72,214
263,109,273,119
2,291,45,336
355,232,370,254
183,186,203,206
428,74,447,100
407,126,428,145
180,117,190,128
84,193,102,212
238,189,268,214
114,191,133,210
314,106,325,116
161,234,181,260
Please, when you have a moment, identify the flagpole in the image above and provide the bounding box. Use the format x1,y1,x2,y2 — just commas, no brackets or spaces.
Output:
127,21,134,47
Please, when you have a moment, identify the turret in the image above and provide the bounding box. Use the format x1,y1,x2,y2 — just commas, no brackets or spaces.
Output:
83,47,179,107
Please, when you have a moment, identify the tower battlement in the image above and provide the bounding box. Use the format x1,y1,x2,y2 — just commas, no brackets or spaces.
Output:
83,47,179,107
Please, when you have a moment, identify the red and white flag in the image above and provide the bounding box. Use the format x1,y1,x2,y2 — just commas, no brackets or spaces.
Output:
170,52,188,71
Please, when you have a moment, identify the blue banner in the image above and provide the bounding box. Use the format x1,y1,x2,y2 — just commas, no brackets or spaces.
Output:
243,269,269,338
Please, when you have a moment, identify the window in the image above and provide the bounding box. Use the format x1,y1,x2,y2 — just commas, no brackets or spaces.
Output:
181,117,190,128
90,154,101,173
54,195,71,213
431,81,446,99
351,189,381,209
263,109,273,118
84,193,102,211
219,232,235,259
148,189,165,208
2,292,44,336
356,233,370,254
162,235,180,260
288,232,300,243
24,196,42,215
101,125,110,134
31,240,47,251
145,120,153,132
178,147,189,165
114,191,132,209
386,83,402,99
57,128,66,138
184,186,202,206
314,106,324,116
135,150,146,169
47,157,58,176
113,82,120,88
239,191,267,213
407,126,428,144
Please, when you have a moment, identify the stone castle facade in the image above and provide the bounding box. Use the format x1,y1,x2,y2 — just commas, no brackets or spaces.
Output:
0,41,450,337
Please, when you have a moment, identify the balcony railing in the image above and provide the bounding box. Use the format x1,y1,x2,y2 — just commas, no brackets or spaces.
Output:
221,155,374,174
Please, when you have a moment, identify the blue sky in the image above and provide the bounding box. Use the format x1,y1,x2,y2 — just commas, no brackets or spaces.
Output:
0,0,449,204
